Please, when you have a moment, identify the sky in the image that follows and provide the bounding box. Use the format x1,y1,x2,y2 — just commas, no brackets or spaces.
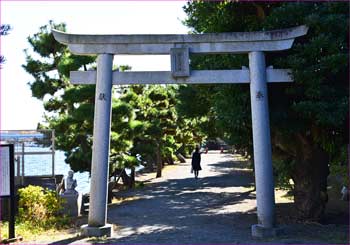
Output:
1,1,190,130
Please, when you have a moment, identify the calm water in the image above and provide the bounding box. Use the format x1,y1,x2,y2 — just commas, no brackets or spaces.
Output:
1,130,140,195
1,132,91,194
15,146,90,194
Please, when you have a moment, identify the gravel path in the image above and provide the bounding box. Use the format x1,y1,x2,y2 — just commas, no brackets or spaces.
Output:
49,151,347,244
105,152,257,244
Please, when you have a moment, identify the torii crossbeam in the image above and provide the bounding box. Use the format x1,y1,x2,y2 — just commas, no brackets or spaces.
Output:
53,25,308,238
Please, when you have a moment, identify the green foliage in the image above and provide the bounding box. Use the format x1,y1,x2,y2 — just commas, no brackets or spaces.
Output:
329,145,349,187
1,24,11,66
183,2,275,33
176,85,211,118
17,185,69,228
1,221,53,241
25,22,190,182
24,22,140,175
272,158,295,190
23,22,93,172
122,85,180,176
182,0,349,168
182,1,349,218
0,24,11,35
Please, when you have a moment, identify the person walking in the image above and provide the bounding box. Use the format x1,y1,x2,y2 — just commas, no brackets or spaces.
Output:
191,145,202,179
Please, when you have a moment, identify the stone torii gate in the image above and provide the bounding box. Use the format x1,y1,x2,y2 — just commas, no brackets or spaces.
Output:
53,25,308,238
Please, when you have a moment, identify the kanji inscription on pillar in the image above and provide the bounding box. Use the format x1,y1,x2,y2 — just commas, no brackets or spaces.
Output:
98,93,106,101
256,91,264,100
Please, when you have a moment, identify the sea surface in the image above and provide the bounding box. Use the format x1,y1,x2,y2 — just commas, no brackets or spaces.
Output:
15,146,90,194
1,132,142,195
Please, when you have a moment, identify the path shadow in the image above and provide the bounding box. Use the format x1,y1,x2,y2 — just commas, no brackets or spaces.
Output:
48,235,84,244
101,156,259,244
207,159,252,171
61,154,349,244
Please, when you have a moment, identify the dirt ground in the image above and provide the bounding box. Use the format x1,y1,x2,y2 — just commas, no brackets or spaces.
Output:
19,151,349,244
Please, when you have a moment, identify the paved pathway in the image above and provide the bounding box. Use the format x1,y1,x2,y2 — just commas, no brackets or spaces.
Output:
80,152,258,244
111,152,256,243
48,151,347,244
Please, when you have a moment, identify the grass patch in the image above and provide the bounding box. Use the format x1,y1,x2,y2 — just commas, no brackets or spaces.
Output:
135,181,145,189
232,154,250,161
0,221,74,242
280,191,294,200
293,224,349,244
275,188,294,201
319,230,349,244
87,235,110,243
111,196,141,205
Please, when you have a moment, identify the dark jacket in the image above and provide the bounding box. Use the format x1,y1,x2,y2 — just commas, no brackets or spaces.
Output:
191,151,202,171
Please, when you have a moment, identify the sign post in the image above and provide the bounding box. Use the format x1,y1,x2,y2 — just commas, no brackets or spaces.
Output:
0,144,15,240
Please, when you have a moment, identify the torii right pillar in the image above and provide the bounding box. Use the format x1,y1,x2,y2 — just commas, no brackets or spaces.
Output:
249,51,277,237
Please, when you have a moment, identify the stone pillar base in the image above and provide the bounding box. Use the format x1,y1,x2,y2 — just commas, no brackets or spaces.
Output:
81,224,113,237
251,224,282,238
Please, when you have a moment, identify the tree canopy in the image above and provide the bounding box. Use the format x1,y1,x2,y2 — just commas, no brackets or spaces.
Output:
24,21,199,183
24,3,349,220
180,1,349,220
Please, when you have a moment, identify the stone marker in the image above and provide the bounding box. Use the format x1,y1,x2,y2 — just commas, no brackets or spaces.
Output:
60,170,81,217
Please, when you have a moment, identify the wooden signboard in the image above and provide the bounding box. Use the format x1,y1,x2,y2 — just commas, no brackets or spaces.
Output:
0,144,15,239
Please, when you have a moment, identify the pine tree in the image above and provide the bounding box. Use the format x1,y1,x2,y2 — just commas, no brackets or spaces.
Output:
181,1,349,220
23,22,143,183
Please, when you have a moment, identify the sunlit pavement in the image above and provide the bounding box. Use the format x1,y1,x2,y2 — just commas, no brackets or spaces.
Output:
69,151,260,244
26,152,347,244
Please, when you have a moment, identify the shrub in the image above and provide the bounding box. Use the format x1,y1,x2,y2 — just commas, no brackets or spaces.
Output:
17,185,69,228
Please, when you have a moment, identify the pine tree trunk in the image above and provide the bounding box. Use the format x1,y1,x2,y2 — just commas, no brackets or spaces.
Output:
167,155,174,165
293,146,329,220
130,167,135,188
120,169,131,187
145,155,154,171
156,146,162,178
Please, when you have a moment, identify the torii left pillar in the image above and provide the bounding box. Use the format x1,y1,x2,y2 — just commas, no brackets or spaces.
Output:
81,54,114,237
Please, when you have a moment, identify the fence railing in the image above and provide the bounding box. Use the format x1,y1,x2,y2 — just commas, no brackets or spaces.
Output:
0,129,55,185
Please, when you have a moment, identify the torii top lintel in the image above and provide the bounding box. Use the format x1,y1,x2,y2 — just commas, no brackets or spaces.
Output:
52,25,308,55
